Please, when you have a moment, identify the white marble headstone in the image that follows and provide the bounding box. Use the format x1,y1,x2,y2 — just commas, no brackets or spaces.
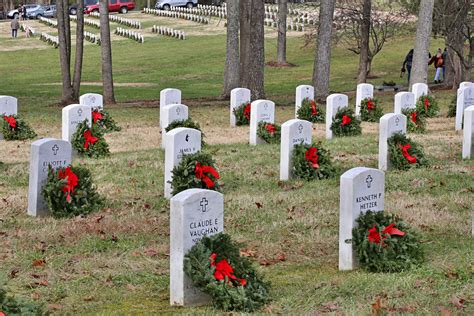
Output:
339,167,385,271
160,88,182,127
394,92,415,114
295,85,314,118
230,88,251,127
164,127,201,199
161,104,189,148
27,138,72,217
249,100,275,145
459,81,474,89
61,104,92,142
0,96,18,140
279,119,312,181
326,94,348,140
378,113,407,171
411,83,428,101
462,106,474,159
170,189,224,306
79,93,103,110
456,86,474,131
355,84,374,117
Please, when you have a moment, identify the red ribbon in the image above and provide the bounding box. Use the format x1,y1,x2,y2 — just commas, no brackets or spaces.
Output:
424,98,430,112
3,115,16,129
411,112,417,123
210,253,247,286
341,115,352,126
92,110,103,124
310,100,318,116
195,162,220,189
83,130,99,150
368,223,406,246
367,99,374,111
305,147,319,169
0,311,6,316
244,103,251,121
58,166,78,202
400,144,417,164
265,124,276,135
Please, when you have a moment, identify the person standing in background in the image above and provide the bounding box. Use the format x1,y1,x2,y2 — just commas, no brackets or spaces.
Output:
429,48,444,84
11,17,19,38
401,49,414,83
442,48,448,82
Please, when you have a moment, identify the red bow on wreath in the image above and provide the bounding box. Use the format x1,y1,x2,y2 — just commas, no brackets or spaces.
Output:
400,144,417,164
265,124,276,135
305,147,319,169
424,98,430,112
195,162,220,189
210,253,247,286
411,112,417,124
244,103,251,121
3,115,16,129
341,115,352,126
0,311,6,316
83,130,99,150
92,110,103,124
310,100,318,116
367,99,374,111
368,223,405,246
58,166,78,202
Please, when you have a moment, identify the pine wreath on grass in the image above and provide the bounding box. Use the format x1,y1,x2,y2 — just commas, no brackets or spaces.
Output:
0,287,45,315
296,98,325,123
402,109,426,133
257,122,281,144
291,142,335,180
170,151,220,196
2,114,37,140
360,98,384,122
388,132,428,170
416,95,439,117
330,107,362,137
165,118,206,146
352,210,423,272
233,102,251,126
72,121,110,158
42,165,104,218
184,233,271,312
92,109,121,133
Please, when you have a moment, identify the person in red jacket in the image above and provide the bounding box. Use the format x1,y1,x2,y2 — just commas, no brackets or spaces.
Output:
429,48,444,84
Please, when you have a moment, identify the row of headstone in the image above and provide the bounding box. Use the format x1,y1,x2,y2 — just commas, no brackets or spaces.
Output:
89,11,141,29
84,31,101,45
152,25,186,40
62,93,104,142
39,32,59,48
143,8,211,25
38,16,57,28
114,27,145,43
70,15,100,29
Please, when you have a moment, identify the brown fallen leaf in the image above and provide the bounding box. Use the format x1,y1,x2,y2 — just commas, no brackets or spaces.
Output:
126,284,136,291
255,202,263,209
94,215,104,223
321,300,339,312
10,267,19,278
371,296,383,316
144,248,158,257
31,292,41,301
111,235,118,242
240,249,257,257
438,306,452,316
83,296,94,302
277,253,286,262
450,295,465,310
32,259,46,267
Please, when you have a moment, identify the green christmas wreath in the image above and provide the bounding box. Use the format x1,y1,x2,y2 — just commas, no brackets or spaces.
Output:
2,114,37,140
447,96,456,118
416,95,439,117
42,165,103,218
360,98,384,122
92,109,121,133
388,132,428,170
170,151,220,196
352,210,423,272
257,122,281,144
296,98,325,123
402,109,426,133
165,118,206,146
291,142,335,180
330,107,362,137
0,287,45,315
233,102,251,126
184,233,271,312
71,121,110,158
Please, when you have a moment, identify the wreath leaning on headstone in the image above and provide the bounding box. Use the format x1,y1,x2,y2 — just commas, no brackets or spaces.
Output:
72,121,110,158
170,151,220,196
92,109,121,133
42,165,104,218
257,122,281,144
184,233,271,312
416,95,439,118
402,109,426,133
1,287,45,315
296,98,325,123
330,107,362,137
1,114,37,140
165,118,206,146
360,97,384,122
233,102,251,126
291,142,336,180
388,132,428,170
352,210,424,272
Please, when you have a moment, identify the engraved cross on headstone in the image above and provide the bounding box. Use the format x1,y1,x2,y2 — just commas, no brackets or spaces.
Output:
298,124,303,134
264,103,268,110
200,197,209,212
90,96,96,104
176,107,181,115
185,134,189,142
395,117,400,126
52,144,59,155
77,108,83,116
366,175,373,188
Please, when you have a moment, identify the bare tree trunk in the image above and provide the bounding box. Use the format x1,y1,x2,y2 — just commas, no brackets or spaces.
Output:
410,0,435,88
99,0,116,104
313,0,336,100
240,0,265,99
57,0,74,105
357,0,371,83
221,0,240,99
277,0,288,65
72,0,84,100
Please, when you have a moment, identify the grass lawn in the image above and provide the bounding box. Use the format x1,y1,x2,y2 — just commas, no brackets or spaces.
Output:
0,12,473,315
